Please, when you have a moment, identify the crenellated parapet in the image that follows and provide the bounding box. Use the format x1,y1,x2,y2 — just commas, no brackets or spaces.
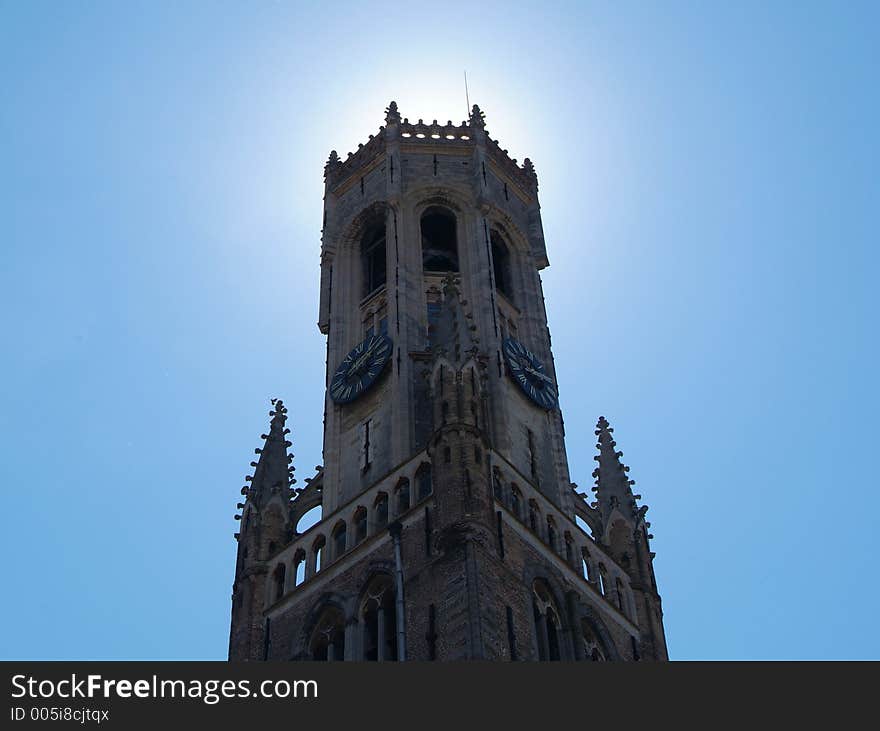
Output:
484,136,537,195
323,101,538,198
324,130,387,189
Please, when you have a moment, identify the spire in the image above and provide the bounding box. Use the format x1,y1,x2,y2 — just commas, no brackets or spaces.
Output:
591,416,642,526
238,398,295,514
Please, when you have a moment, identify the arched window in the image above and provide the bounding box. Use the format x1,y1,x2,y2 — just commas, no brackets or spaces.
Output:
510,485,522,519
490,230,513,300
581,548,592,583
528,500,540,534
374,493,389,530
546,516,557,550
313,536,325,574
395,478,411,515
296,505,322,534
615,577,626,613
353,507,367,544
360,574,397,661
293,549,306,587
309,606,346,662
362,222,387,297
581,621,607,662
272,563,286,602
575,514,594,538
416,463,433,501
493,471,504,502
598,565,607,596
421,208,459,272
332,521,347,560
532,579,563,661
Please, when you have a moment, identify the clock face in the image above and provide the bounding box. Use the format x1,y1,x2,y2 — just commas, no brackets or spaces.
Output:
329,334,393,404
502,338,559,410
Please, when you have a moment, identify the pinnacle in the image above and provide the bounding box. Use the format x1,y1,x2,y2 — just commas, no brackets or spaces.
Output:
592,416,640,522
469,104,486,129
324,150,341,179
239,398,295,511
385,100,401,124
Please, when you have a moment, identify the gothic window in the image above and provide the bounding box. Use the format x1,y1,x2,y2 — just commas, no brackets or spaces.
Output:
564,532,574,565
532,579,563,661
546,516,558,550
510,484,522,519
293,549,306,587
421,207,459,272
493,471,504,502
581,621,607,662
581,548,592,583
332,521,347,559
575,514,593,538
313,535,325,574
528,500,540,535
360,574,398,661
296,505,322,534
491,230,513,301
272,563,286,602
598,564,608,597
374,492,389,530
395,478,411,514
353,507,368,544
309,606,346,662
362,223,387,297
615,577,626,613
416,463,433,500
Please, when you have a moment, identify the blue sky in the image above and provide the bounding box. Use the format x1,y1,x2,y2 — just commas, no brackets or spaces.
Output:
2,1,877,660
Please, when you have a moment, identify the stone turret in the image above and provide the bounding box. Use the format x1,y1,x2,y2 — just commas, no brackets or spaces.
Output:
229,399,295,661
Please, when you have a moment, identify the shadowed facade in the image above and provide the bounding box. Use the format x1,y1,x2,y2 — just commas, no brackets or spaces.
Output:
228,102,668,661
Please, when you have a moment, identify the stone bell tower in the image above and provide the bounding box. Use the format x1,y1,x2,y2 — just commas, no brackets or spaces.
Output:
228,102,668,661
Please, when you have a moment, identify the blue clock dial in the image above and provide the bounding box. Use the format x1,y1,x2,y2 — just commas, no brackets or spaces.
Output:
329,334,393,404
502,337,559,410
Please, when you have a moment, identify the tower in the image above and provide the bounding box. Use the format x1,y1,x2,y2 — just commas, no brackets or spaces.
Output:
228,102,668,661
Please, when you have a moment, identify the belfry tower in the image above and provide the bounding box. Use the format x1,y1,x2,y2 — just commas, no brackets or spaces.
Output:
228,102,668,661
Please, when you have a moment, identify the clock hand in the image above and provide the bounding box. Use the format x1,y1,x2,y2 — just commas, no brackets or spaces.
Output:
523,363,553,384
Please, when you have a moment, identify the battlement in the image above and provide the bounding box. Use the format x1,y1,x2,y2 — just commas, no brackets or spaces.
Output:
323,102,537,196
